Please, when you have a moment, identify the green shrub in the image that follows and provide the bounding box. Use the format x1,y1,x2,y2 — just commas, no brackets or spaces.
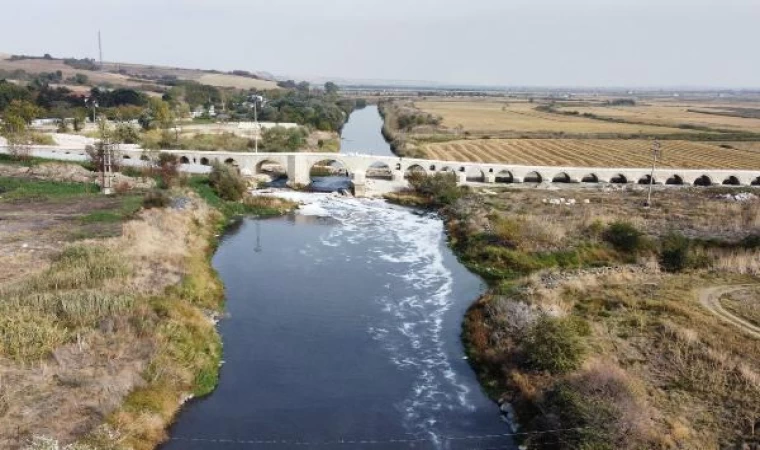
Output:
524,315,585,374
407,171,463,206
660,232,691,273
603,221,642,253
208,162,247,201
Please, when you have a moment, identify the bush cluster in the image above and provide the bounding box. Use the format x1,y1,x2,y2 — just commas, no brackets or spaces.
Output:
209,162,247,201
524,315,585,374
407,171,463,206
603,221,643,253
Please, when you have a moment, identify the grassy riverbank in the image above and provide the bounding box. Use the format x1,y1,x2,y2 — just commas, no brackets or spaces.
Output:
0,161,296,450
391,180,760,449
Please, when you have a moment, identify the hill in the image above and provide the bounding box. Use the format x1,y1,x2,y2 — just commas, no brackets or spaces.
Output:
0,53,280,91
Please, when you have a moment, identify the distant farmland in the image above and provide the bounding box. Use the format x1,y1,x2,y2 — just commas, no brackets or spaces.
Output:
414,100,693,135
422,139,760,169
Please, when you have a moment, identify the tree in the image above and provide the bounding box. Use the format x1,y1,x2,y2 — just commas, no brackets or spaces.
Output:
5,100,40,125
324,81,339,95
73,73,89,85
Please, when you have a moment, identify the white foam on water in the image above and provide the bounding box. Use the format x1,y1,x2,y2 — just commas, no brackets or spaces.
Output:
261,192,476,446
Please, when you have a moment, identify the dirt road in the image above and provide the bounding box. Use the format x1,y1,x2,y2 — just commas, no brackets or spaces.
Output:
698,285,760,339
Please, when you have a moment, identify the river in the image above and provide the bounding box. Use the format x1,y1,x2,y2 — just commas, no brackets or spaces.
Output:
162,194,514,450
339,105,394,157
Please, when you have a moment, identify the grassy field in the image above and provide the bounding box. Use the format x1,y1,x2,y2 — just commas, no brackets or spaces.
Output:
442,187,760,449
422,138,760,169
414,100,694,135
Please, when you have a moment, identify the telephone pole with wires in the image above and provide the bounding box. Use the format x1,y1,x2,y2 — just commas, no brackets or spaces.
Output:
645,139,662,207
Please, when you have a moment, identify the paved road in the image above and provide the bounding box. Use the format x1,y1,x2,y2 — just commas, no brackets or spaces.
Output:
698,285,760,339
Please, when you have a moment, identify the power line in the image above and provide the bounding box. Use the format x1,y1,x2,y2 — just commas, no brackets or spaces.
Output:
169,427,589,447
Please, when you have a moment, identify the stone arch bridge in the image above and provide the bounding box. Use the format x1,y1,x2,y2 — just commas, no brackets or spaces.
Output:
11,147,760,190
122,150,760,189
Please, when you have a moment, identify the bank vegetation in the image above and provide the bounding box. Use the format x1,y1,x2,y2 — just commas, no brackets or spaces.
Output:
393,176,760,449
0,154,295,450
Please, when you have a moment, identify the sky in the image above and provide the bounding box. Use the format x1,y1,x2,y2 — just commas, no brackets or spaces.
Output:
0,0,758,88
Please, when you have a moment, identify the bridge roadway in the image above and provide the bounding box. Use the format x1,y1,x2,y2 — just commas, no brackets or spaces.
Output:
7,146,760,188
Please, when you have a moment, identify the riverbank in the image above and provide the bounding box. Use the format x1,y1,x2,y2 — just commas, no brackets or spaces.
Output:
437,186,760,449
0,159,296,450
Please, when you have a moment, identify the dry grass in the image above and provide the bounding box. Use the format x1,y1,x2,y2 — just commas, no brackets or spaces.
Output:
0,180,224,450
197,73,280,90
458,187,760,449
557,103,760,133
721,287,760,327
422,138,760,169
0,59,144,88
414,100,692,135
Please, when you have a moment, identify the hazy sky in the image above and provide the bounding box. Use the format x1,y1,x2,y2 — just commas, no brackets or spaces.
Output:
1,0,757,87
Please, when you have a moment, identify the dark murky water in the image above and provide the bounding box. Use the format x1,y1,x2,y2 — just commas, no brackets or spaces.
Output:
163,195,514,449
340,105,394,157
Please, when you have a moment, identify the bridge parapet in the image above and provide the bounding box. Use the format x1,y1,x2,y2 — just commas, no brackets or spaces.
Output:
6,147,760,189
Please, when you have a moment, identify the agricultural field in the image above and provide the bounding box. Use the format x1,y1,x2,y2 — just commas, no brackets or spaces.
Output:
556,103,760,133
422,138,760,169
413,100,693,135
197,73,280,90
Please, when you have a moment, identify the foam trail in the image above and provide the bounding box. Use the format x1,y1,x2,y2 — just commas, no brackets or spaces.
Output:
263,192,475,448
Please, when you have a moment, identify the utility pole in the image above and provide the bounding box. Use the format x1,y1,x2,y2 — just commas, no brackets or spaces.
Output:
98,31,103,70
645,139,662,207
254,102,259,153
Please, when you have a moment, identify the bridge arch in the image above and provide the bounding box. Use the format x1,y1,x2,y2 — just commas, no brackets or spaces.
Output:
199,157,210,166
140,154,150,162
495,170,514,183
366,161,393,180
179,156,190,164
524,171,543,183
429,164,437,172
551,172,573,183
693,175,713,187
465,167,485,183
638,174,655,185
722,176,741,186
610,174,628,184
405,164,427,178
224,158,237,166
310,159,349,178
256,159,287,180
666,175,684,185
122,154,131,160
581,173,599,183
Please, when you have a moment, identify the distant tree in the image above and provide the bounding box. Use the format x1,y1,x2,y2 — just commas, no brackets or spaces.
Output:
73,73,89,85
296,81,310,93
324,81,339,95
277,79,298,89
5,100,41,125
0,81,33,111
